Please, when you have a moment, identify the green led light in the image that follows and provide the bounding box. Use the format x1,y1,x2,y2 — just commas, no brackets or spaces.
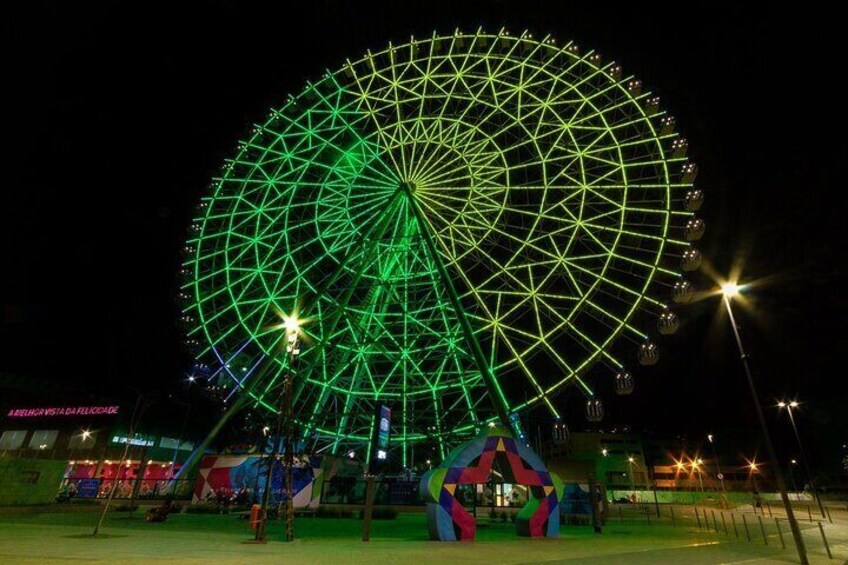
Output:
183,29,696,460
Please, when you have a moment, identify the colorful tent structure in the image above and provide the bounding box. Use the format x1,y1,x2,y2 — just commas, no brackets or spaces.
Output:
419,425,564,541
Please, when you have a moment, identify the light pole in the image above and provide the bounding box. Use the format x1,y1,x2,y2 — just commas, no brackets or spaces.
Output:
749,461,760,493
692,458,705,492
627,456,636,492
788,459,799,493
721,282,808,565
707,434,727,499
282,317,301,542
778,400,825,518
255,315,301,543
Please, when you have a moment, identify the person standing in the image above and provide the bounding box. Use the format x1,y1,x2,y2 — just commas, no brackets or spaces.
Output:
592,483,604,533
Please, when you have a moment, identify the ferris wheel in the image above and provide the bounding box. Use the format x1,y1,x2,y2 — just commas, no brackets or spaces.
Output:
181,28,704,464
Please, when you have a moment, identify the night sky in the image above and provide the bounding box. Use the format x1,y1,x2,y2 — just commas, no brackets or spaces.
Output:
4,2,847,473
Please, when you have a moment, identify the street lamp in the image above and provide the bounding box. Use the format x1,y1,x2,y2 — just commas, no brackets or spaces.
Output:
788,459,799,492
721,281,808,564
778,400,825,518
255,314,302,543
627,455,636,491
748,460,760,493
691,458,704,492
282,317,302,543
707,434,727,500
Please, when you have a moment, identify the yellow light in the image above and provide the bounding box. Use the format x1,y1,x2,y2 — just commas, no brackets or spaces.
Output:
81,430,92,440
721,282,740,297
283,315,300,334
789,401,799,408
627,456,635,463
778,401,786,408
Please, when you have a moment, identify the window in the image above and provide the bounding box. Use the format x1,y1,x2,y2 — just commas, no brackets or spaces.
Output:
28,430,59,450
0,430,27,450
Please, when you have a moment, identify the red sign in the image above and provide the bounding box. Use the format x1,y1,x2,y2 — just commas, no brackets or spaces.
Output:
6,406,120,418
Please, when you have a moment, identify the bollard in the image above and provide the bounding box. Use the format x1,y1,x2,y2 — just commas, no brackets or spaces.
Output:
766,501,772,518
807,504,813,522
774,518,785,550
720,512,728,535
818,522,833,560
670,505,676,527
711,510,719,533
757,515,768,545
695,507,702,529
742,514,751,541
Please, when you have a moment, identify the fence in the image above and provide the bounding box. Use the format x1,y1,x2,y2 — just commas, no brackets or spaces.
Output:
601,500,845,561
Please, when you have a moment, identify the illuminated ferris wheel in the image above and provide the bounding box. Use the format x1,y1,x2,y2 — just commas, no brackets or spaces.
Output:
181,28,705,464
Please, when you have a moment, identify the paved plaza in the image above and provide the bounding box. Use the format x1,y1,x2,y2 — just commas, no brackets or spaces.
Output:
0,505,845,564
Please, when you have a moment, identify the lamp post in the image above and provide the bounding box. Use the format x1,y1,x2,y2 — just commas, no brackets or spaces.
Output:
282,318,301,542
778,400,825,518
692,458,705,492
788,459,799,492
749,461,760,493
721,282,808,564
255,315,301,543
707,434,727,499
627,456,636,492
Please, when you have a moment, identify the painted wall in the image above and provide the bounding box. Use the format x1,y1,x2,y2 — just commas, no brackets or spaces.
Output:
0,458,67,505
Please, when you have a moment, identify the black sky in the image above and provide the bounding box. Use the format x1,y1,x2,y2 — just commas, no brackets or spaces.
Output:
3,2,847,471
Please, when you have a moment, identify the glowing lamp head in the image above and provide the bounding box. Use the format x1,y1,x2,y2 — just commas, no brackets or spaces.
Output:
707,434,713,443
81,430,92,440
627,456,635,463
283,315,301,334
721,282,740,297
789,401,799,408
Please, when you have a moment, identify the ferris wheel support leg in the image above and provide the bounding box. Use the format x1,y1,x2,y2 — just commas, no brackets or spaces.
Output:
401,184,514,432
172,388,253,481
